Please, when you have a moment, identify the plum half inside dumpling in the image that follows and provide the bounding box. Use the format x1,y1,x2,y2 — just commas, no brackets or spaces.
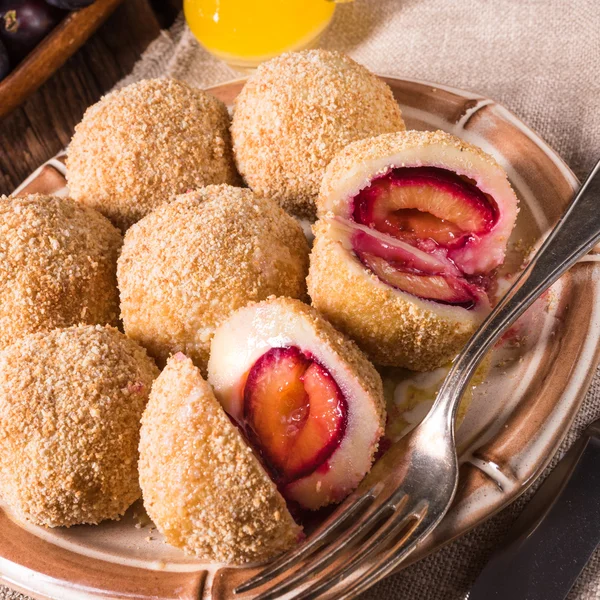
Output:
208,297,386,510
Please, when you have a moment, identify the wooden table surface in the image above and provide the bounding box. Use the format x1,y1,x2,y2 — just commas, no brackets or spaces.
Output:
0,0,180,196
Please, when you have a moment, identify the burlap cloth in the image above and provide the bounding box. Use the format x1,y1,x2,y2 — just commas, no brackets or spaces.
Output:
3,1,599,599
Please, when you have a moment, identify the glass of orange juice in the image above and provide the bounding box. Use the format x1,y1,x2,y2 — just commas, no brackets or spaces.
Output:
184,0,344,71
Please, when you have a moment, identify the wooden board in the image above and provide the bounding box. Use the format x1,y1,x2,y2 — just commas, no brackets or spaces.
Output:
0,0,161,196
0,0,125,119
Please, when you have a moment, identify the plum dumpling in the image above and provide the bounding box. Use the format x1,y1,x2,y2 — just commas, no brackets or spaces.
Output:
308,130,519,371
139,298,386,564
208,297,386,511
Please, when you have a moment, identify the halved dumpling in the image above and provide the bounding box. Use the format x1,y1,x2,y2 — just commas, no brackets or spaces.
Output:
309,130,518,370
318,130,518,275
208,297,386,510
139,354,301,564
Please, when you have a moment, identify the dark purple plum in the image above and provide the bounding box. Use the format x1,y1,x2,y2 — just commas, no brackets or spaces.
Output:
45,0,95,9
0,0,64,65
0,37,9,81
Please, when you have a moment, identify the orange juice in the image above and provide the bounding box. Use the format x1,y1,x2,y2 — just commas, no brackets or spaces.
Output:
184,0,337,69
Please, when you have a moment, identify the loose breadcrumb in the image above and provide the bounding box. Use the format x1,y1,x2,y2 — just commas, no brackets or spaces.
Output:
0,194,122,350
231,50,405,218
139,353,301,564
117,184,310,371
0,325,159,527
67,78,239,231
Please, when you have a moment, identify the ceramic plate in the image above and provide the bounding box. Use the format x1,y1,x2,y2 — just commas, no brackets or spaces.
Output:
5,76,600,600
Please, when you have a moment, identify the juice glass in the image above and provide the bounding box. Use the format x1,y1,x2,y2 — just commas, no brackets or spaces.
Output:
184,0,342,70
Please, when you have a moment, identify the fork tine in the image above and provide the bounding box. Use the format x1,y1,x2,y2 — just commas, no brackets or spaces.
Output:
234,488,377,594
251,494,408,600
290,499,428,600
335,504,434,600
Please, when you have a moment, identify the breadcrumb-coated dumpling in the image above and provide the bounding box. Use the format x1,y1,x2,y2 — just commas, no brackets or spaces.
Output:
67,78,239,231
0,194,122,351
0,325,159,527
117,184,310,371
231,50,405,218
309,130,518,370
139,353,301,564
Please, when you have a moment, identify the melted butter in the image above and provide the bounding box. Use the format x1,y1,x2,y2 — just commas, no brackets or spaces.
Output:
381,361,489,444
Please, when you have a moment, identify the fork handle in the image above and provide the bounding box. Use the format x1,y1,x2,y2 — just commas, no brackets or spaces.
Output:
433,159,600,428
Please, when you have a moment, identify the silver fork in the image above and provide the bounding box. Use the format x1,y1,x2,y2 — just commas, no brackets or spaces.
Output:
236,159,600,600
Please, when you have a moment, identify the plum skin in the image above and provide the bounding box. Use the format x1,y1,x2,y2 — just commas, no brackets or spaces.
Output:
353,166,497,251
0,37,9,80
242,346,348,487
350,166,498,307
0,0,64,65
45,0,96,10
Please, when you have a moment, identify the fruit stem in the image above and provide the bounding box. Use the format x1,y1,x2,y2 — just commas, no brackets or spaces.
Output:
3,10,18,33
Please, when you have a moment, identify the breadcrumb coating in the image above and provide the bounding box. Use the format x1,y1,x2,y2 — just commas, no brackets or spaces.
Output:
139,353,301,564
67,78,239,231
308,220,482,371
231,50,405,218
0,325,159,527
117,184,310,371
0,194,122,350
